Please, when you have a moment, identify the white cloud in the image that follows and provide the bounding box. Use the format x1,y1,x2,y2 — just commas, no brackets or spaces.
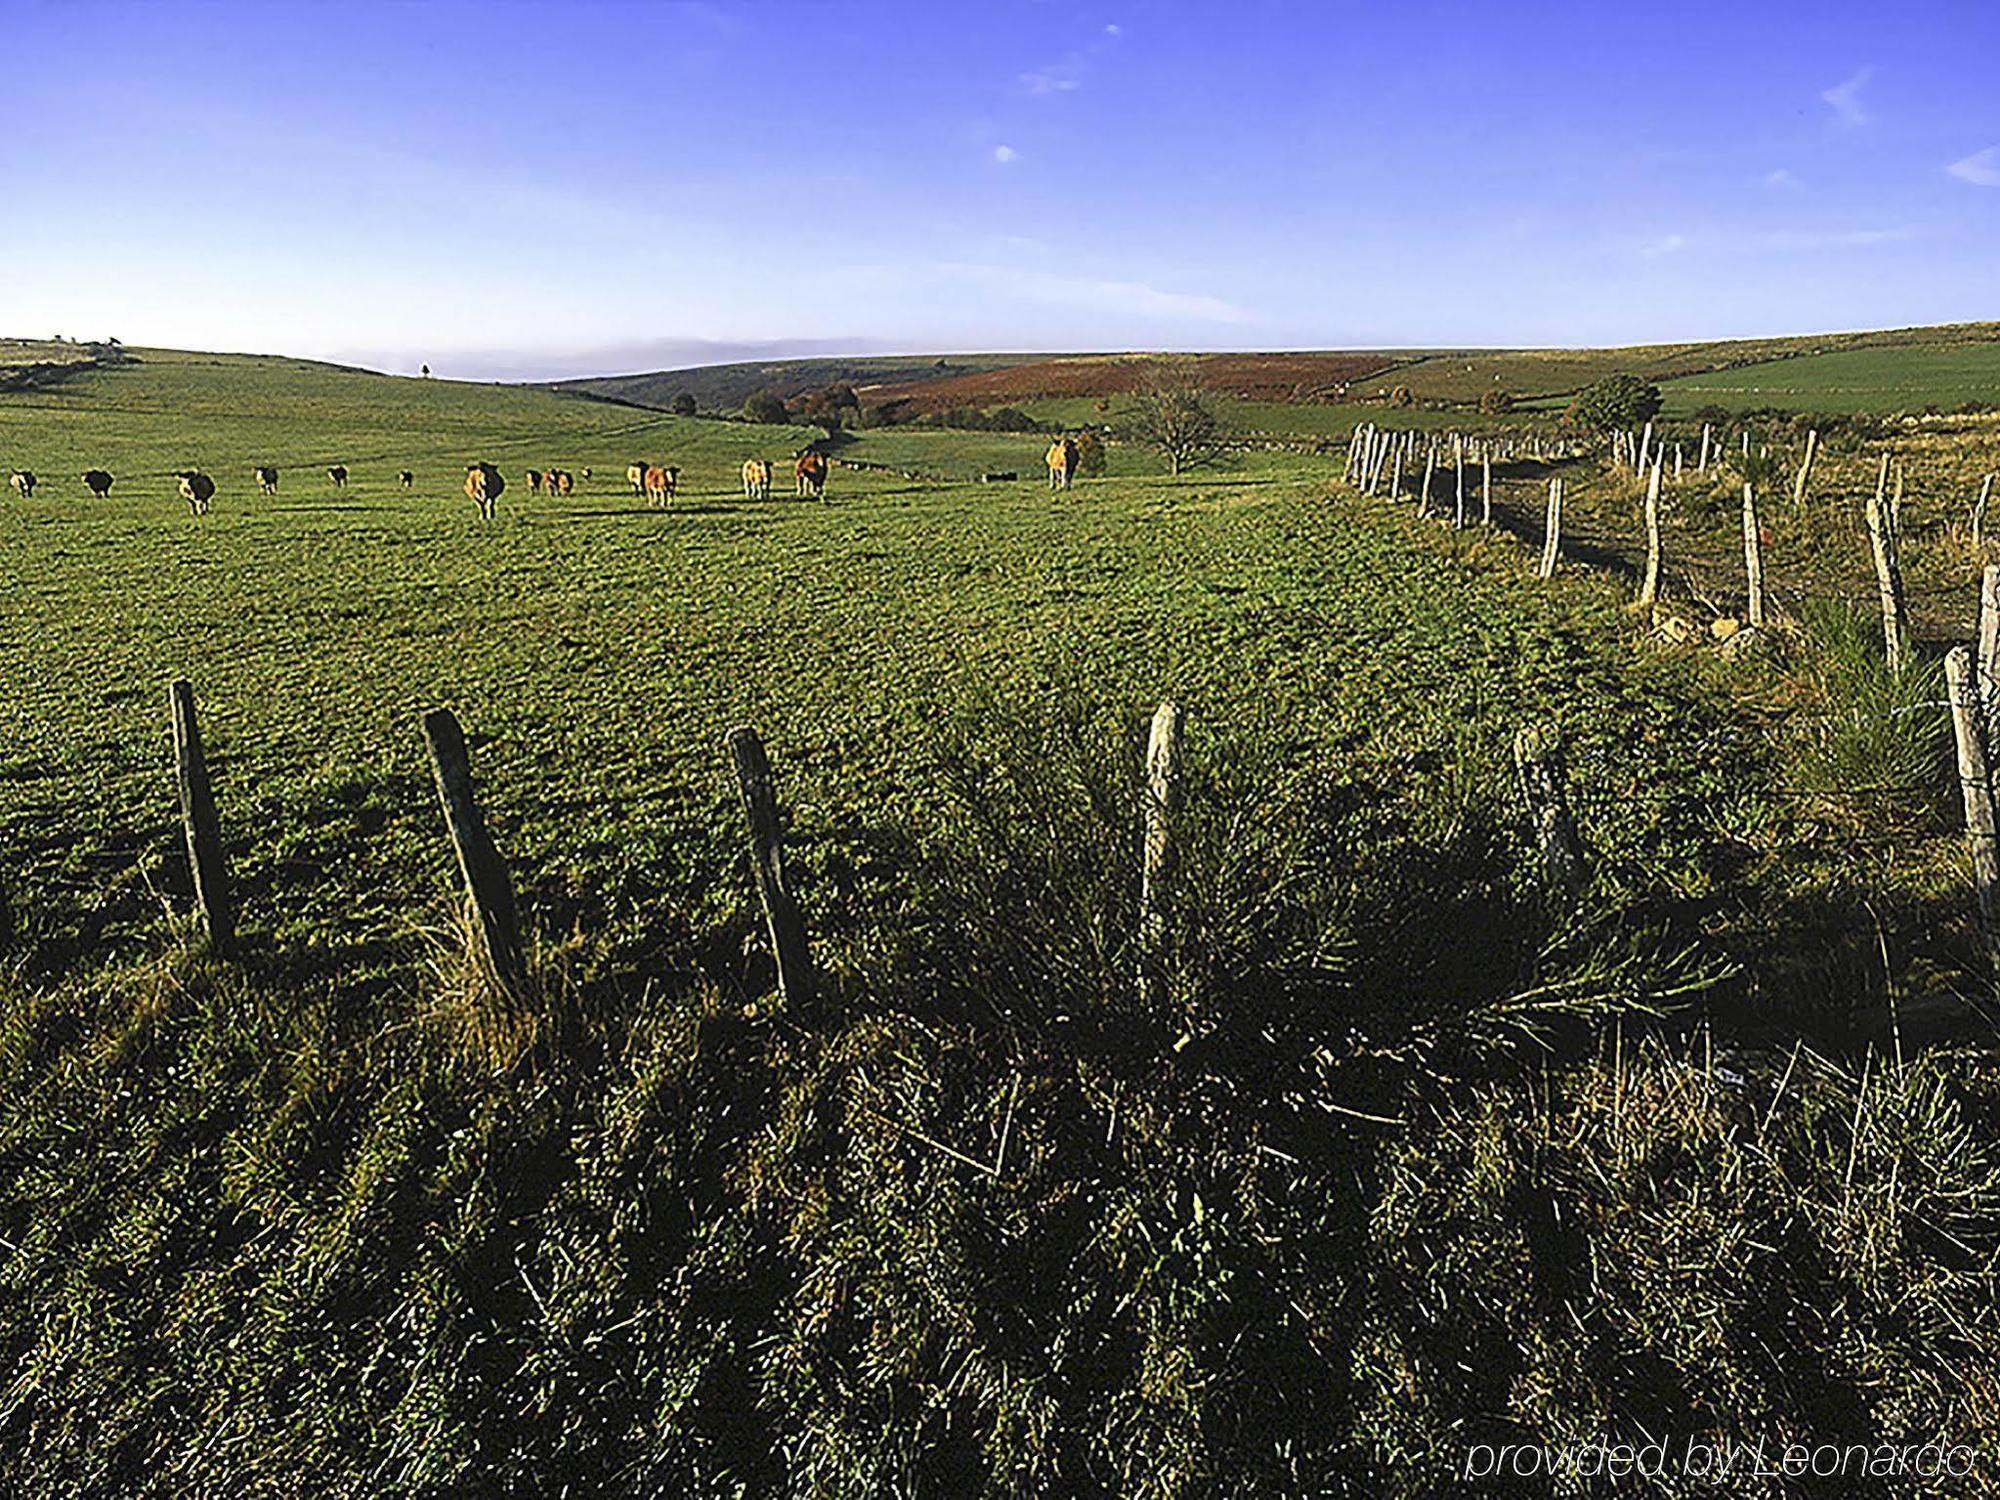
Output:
1821,67,1872,126
1756,226,1912,250
1640,233,1688,258
1020,60,1084,94
1948,146,2000,186
935,262,1253,325
1019,22,1123,95
1763,168,1801,190
992,144,1019,164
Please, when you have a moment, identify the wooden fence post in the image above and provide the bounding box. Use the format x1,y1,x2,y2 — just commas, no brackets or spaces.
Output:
1538,477,1563,579
1139,700,1183,1007
1388,442,1402,502
1945,647,2000,973
421,707,524,993
169,679,233,955
1974,473,1994,550
1638,455,1663,608
726,726,814,1008
1514,724,1586,894
1635,420,1652,479
1741,480,1766,629
1864,475,1908,671
1979,564,2000,747
1453,434,1467,527
1418,440,1435,516
1792,428,1818,508
1697,423,1711,476
1481,447,1493,526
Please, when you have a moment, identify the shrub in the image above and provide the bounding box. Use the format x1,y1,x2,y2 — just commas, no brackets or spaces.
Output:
1567,374,1664,432
672,392,697,417
742,391,788,424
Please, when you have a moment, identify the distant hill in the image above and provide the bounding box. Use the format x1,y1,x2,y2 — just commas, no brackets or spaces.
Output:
563,322,2000,419
550,353,1069,415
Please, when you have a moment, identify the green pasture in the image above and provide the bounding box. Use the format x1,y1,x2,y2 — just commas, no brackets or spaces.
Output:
0,348,1994,1493
1661,340,2000,413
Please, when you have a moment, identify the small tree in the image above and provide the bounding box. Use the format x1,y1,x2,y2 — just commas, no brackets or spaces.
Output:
743,390,788,424
672,392,698,417
1567,374,1663,432
1388,384,1415,409
1479,389,1514,416
1128,364,1224,475
1073,430,1107,477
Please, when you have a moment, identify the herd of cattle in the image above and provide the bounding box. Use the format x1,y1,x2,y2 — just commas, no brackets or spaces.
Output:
3,449,849,516
6,440,1093,514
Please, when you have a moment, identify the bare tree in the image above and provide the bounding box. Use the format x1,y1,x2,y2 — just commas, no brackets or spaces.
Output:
1128,363,1224,475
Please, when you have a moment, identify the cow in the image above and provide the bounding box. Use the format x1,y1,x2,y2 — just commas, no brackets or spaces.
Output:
626,463,648,495
644,465,680,506
548,468,574,498
177,471,216,515
398,470,415,488
8,470,34,499
741,458,772,501
465,462,505,519
254,465,279,495
580,467,592,481
794,450,829,500
526,468,544,495
1045,437,1079,490
328,465,348,489
81,469,114,498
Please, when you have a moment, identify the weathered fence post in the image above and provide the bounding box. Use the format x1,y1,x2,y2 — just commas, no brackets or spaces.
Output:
1388,442,1402,502
1674,442,1683,483
1514,724,1586,894
422,707,524,993
1697,423,1711,476
1481,447,1493,526
1538,476,1563,579
1974,473,1994,550
1139,700,1183,1007
1635,420,1652,479
1979,564,2000,747
1638,455,1663,608
1418,440,1436,516
1741,480,1766,630
1945,647,2000,973
1453,434,1467,527
726,725,814,1008
1792,428,1818,508
1864,475,1908,671
169,679,233,954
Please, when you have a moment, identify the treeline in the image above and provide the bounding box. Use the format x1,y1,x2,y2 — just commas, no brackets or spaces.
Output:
736,382,1052,434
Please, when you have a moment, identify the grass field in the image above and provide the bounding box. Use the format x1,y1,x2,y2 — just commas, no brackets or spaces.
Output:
3,348,1997,1493
1661,341,2000,413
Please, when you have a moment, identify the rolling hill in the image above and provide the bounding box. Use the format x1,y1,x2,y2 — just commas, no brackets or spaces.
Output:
565,321,2000,421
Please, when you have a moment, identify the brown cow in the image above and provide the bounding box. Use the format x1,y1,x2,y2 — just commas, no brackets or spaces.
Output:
327,465,348,488
741,458,772,501
465,462,505,519
1045,437,1079,490
398,469,415,488
81,469,114,498
644,465,680,506
176,470,216,515
794,450,829,500
547,468,574,498
254,465,279,495
8,470,35,499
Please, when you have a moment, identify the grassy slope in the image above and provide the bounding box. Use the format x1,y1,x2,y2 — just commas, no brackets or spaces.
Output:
1660,341,2000,413
552,353,1062,414
576,322,2000,426
1,349,1995,1492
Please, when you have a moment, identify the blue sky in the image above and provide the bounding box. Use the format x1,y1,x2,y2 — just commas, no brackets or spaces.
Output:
4,0,1997,378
